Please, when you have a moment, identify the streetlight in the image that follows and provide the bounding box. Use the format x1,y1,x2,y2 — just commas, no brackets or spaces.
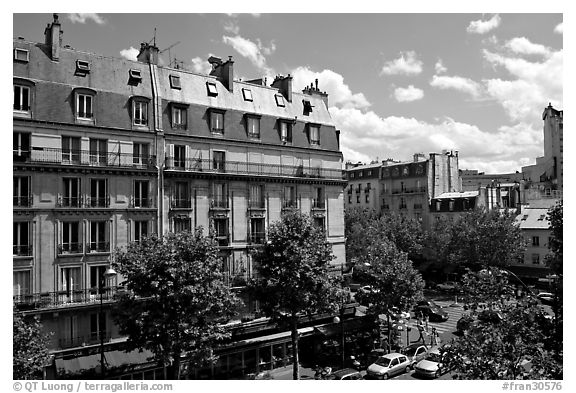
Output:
100,266,117,377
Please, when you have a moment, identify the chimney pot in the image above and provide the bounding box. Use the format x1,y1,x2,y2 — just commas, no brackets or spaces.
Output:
315,78,318,90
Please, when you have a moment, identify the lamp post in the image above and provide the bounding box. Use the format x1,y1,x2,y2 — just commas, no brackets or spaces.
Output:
100,266,117,377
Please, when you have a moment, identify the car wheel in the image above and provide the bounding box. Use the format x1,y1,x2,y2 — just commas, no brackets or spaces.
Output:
382,373,389,380
435,370,441,378
405,366,411,373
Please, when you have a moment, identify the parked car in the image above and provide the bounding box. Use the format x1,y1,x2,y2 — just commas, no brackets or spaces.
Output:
389,306,411,321
326,368,363,380
436,281,457,291
413,346,448,379
401,343,429,367
366,352,412,379
414,299,449,322
537,292,554,306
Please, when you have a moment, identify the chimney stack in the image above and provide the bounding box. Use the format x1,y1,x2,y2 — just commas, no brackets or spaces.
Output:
137,42,160,65
208,55,234,92
302,78,329,108
44,13,62,61
271,74,293,102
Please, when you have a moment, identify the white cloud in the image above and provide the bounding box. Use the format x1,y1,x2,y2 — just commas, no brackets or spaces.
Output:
223,20,240,34
332,107,543,173
380,51,423,76
119,47,139,61
393,85,424,102
430,75,482,97
67,13,106,25
291,67,371,109
505,37,550,57
435,59,447,74
554,22,563,34
467,14,501,34
222,35,275,76
191,56,213,75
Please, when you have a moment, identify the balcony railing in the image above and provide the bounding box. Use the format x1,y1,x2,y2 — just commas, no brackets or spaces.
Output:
59,332,111,350
171,198,192,209
13,245,33,256
210,198,229,209
86,241,110,253
312,198,326,209
18,147,157,169
249,232,266,245
57,242,83,255
13,286,119,311
57,196,83,208
216,234,230,247
391,186,426,194
165,158,343,180
13,196,33,207
248,199,265,209
282,199,298,209
130,197,154,208
87,196,110,208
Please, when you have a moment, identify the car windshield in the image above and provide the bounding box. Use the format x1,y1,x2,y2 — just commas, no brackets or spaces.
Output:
375,357,392,367
404,347,417,356
426,353,441,362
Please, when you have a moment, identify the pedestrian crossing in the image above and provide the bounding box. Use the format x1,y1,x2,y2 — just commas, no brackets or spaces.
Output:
409,301,466,336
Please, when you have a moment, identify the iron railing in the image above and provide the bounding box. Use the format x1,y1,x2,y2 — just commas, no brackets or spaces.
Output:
13,196,33,207
312,198,326,209
13,286,120,311
87,196,110,208
58,196,83,208
248,232,266,245
130,197,154,208
391,186,426,194
58,332,112,350
57,242,83,254
13,245,33,256
171,198,192,209
86,241,110,253
248,199,266,209
210,199,229,209
165,158,342,180
18,147,156,169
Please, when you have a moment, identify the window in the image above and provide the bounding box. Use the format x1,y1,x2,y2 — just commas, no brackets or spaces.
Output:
283,186,297,209
169,75,181,89
211,183,228,208
275,94,285,107
76,59,90,74
134,180,150,208
61,222,82,253
133,143,150,166
90,266,107,291
436,201,441,211
279,121,292,143
210,110,225,134
172,106,187,129
90,312,106,342
13,222,31,256
61,267,82,298
13,84,30,113
14,48,29,62
313,187,325,209
246,116,260,139
242,88,253,101
249,184,265,209
213,151,225,172
365,193,370,203
174,145,186,169
250,218,265,244
62,136,81,164
309,124,320,145
348,195,352,204
532,236,540,246
400,197,407,209
173,181,190,208
532,254,540,265
449,201,455,211
89,138,107,165
13,271,31,298
90,179,108,207
303,99,313,115
76,93,93,119
132,100,148,126
128,69,142,84
62,178,81,207
89,221,109,253
403,166,409,176
206,82,218,96
13,132,30,161
314,216,325,231
213,218,229,246
174,217,191,233
356,195,360,203
13,176,31,207
134,221,149,242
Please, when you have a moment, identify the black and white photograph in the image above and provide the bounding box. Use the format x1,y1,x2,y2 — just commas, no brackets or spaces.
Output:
11,4,565,389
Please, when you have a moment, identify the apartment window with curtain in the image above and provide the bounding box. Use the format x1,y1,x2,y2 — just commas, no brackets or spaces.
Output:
134,180,149,208
211,183,228,208
62,178,81,207
61,221,82,254
250,218,265,244
133,143,150,166
62,136,81,164
13,222,32,256
249,184,265,209
309,124,320,145
283,185,297,209
13,270,31,298
171,105,187,130
173,181,190,208
174,145,186,169
60,267,82,300
313,187,325,209
88,221,109,253
279,121,292,143
213,151,225,172
132,100,148,126
246,115,261,139
90,179,108,207
13,84,31,113
13,176,31,207
13,132,31,162
210,110,225,134
89,138,107,165
134,220,149,242
76,93,94,120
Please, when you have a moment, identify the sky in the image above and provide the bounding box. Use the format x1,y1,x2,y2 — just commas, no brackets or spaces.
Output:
12,10,564,174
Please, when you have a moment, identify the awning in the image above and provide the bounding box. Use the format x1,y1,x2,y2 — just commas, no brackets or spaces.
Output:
56,348,155,377
313,317,369,336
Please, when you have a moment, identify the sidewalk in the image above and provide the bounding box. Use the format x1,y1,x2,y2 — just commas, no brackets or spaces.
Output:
265,364,317,380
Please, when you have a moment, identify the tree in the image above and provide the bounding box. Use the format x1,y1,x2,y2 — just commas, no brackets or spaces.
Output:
457,267,515,310
13,312,51,380
248,211,339,380
545,200,563,360
112,229,241,379
344,208,379,261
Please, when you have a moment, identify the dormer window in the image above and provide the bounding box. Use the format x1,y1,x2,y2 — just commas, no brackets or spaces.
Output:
206,82,218,97
245,115,261,139
129,69,142,85
14,48,29,63
170,75,181,90
76,93,94,120
279,120,292,143
303,99,313,115
275,94,285,107
242,88,253,101
13,84,31,114
75,60,90,75
308,124,320,145
132,98,149,127
209,109,225,134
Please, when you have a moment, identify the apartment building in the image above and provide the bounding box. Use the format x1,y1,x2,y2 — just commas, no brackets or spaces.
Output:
13,14,346,378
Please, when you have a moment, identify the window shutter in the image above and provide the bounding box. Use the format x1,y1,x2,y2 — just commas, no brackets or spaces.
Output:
185,145,192,170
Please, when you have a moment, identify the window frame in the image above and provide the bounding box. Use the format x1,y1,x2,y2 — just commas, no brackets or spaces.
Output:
75,92,94,120
131,98,149,127
242,88,253,101
133,142,150,167
275,94,285,107
14,48,29,62
209,109,225,135
308,124,320,145
13,84,31,114
171,105,188,130
206,82,218,97
13,221,32,257
245,115,261,139
278,120,293,143
60,221,82,254
173,145,186,169
169,75,181,90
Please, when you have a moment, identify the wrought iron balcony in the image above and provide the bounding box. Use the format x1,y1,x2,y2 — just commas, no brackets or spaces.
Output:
171,198,192,209
13,286,120,311
86,241,110,253
13,196,33,207
249,232,266,245
57,242,84,255
58,332,111,350
18,147,157,169
86,196,110,208
282,199,298,209
130,197,154,208
57,196,83,208
312,198,326,209
13,244,33,257
391,186,426,195
210,198,229,209
248,199,266,209
164,158,343,180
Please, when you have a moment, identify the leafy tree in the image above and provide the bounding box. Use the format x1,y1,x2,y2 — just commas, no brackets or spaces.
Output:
443,297,562,380
545,200,563,359
112,230,241,379
344,208,379,261
457,267,515,310
248,211,339,380
13,312,52,380
354,239,425,351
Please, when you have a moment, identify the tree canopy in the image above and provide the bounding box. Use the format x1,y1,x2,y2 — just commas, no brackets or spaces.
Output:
546,200,563,275
112,229,241,379
13,312,51,380
249,211,339,379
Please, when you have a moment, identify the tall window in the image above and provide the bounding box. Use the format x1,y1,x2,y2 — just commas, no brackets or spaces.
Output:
76,93,93,119
400,197,407,209
314,216,325,231
90,179,108,207
133,143,149,166
61,222,81,253
213,218,229,246
279,121,292,143
13,222,31,256
132,100,148,126
13,85,30,112
13,271,31,297
172,106,187,129
89,221,109,253
89,139,107,165
249,184,265,208
134,180,149,208
174,217,191,233
309,125,320,145
532,236,540,246
283,186,297,208
62,136,81,164
213,151,225,172
173,181,190,208
313,187,325,209
174,145,186,169
13,176,31,207
532,254,540,265
61,267,82,294
250,218,265,244
134,220,148,242
210,111,224,134
212,183,228,208
63,178,81,207
246,116,260,139
90,312,106,342
13,132,31,161
90,266,107,291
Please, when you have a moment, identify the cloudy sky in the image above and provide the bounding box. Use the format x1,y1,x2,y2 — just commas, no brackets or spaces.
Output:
13,11,563,173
